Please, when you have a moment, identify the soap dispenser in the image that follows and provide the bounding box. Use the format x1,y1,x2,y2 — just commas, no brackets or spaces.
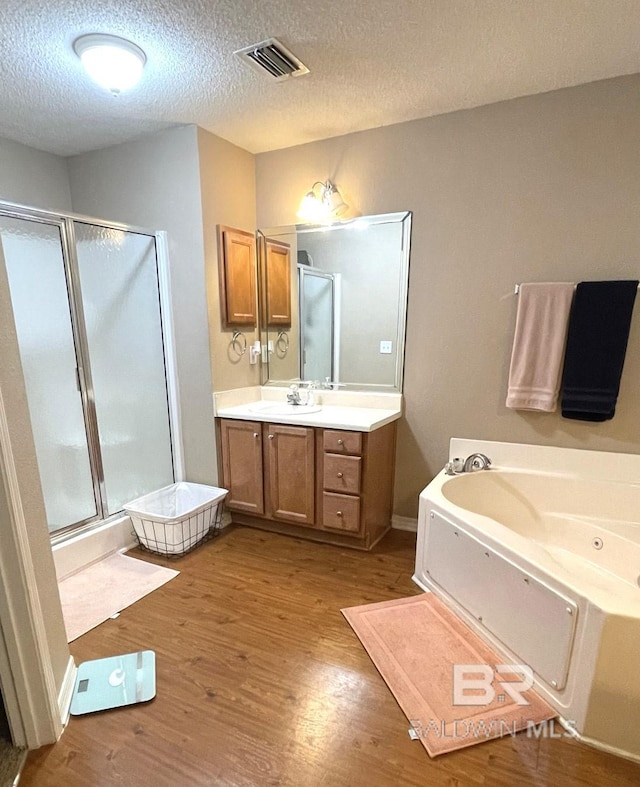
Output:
305,381,318,406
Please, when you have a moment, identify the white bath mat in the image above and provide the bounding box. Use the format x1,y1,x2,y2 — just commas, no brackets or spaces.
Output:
58,553,179,642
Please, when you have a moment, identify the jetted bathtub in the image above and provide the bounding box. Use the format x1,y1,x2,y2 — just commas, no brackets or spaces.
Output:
414,438,640,763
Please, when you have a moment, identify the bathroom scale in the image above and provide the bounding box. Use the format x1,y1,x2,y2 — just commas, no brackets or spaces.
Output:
70,650,156,715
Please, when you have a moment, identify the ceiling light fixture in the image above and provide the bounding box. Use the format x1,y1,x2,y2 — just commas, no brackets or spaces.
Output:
296,181,348,223
73,33,146,94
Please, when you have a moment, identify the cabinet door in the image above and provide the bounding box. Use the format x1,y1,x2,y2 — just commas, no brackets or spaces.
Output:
220,419,264,514
217,225,257,327
264,239,291,326
266,424,315,525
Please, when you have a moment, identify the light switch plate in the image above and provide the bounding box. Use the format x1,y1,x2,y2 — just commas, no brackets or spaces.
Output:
380,341,393,354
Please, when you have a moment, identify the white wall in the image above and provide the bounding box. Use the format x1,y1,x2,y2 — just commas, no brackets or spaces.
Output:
67,126,217,485
0,137,71,212
256,73,640,518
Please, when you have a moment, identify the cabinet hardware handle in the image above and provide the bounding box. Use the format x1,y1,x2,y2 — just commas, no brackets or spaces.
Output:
336,510,343,516
253,432,259,438
337,439,344,445
337,472,343,478
268,434,274,440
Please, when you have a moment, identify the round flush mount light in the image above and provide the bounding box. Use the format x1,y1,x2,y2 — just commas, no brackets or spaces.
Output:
73,33,146,94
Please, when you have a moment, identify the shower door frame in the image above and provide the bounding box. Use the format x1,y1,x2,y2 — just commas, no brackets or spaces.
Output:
0,199,184,542
298,265,340,382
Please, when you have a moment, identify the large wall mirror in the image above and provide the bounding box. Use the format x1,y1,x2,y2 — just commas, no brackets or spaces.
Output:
257,211,412,392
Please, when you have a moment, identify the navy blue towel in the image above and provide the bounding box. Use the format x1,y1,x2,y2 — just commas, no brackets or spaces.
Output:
561,280,638,421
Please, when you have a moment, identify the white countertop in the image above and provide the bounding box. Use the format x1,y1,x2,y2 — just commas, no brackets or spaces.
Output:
213,386,403,432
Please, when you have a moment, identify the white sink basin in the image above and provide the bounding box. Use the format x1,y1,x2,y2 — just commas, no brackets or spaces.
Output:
249,402,322,415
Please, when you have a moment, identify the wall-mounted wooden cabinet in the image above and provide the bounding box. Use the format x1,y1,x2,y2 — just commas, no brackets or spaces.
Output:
262,238,291,327
218,418,396,550
217,225,257,327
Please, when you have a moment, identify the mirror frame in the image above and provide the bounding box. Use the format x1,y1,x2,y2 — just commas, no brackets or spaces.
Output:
257,211,412,392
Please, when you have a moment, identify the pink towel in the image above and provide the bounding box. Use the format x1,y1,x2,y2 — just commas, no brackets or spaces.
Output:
506,283,574,412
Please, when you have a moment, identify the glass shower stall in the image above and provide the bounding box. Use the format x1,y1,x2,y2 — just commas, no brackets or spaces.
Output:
0,202,176,539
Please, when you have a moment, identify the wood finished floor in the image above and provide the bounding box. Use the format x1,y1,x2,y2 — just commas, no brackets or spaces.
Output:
22,527,640,787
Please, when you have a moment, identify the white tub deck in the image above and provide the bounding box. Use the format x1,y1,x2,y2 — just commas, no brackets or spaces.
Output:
414,439,640,763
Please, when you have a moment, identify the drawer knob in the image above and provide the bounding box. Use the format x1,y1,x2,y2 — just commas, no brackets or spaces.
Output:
337,438,344,445
337,472,343,478
253,432,259,438
268,434,274,440
336,510,343,517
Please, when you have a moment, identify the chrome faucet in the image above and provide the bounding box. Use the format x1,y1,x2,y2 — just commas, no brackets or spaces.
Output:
463,453,491,472
444,453,491,475
286,384,302,405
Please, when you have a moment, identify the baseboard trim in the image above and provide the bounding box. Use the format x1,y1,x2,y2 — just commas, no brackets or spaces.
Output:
12,750,28,787
563,723,640,765
391,515,418,533
57,655,77,730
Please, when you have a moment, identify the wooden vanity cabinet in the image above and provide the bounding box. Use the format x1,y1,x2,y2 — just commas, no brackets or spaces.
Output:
218,418,396,550
318,426,396,545
219,420,314,524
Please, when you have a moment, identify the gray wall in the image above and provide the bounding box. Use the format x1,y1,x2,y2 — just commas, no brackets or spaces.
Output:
256,73,640,517
0,137,71,211
67,126,217,485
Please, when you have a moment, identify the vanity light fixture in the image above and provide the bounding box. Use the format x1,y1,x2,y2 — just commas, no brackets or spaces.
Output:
73,33,146,94
296,181,348,222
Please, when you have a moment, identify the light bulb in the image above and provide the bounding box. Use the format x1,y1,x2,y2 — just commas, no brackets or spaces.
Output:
296,181,349,222
297,192,328,222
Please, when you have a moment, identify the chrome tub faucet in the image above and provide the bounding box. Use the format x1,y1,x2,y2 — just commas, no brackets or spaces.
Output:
463,453,491,472
444,453,492,475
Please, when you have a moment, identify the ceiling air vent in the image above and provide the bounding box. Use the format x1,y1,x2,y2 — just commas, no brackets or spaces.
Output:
234,38,309,82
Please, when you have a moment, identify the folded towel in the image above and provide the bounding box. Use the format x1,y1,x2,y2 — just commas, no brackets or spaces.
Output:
506,283,575,412
561,280,638,421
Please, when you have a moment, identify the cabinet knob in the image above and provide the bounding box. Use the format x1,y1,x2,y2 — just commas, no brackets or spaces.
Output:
268,434,274,440
337,472,343,478
253,432,259,438
337,439,344,445
336,510,343,517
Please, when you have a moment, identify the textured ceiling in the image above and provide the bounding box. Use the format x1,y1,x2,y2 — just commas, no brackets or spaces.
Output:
2,0,640,156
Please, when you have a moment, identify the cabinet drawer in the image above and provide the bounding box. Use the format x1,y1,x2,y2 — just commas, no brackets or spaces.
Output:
323,454,361,494
323,430,362,455
322,492,360,533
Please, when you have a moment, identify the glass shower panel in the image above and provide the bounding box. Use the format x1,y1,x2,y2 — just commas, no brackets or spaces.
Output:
0,217,98,532
74,223,174,514
300,270,334,381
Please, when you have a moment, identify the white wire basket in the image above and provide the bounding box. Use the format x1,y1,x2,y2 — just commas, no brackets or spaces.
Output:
124,482,228,557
